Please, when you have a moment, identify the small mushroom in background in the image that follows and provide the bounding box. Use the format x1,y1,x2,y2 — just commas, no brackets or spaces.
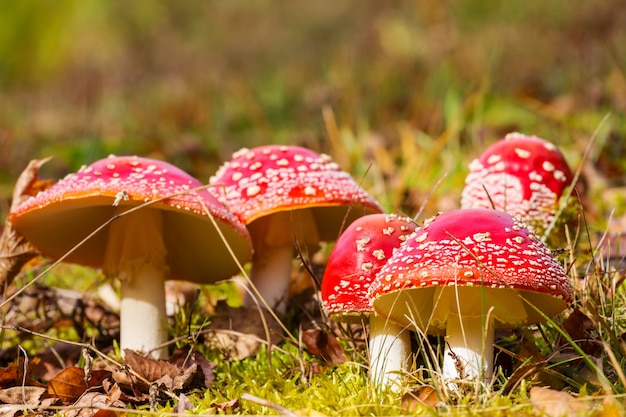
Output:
369,208,574,388
10,155,252,359
210,145,382,313
460,133,576,245
321,213,417,391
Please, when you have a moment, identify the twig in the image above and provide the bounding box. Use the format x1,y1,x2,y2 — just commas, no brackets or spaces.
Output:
17,346,34,414
241,393,299,417
2,324,122,368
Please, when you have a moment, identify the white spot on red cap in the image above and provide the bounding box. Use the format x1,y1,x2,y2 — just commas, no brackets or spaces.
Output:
246,186,261,197
372,249,385,260
487,154,501,164
472,232,491,242
514,148,531,159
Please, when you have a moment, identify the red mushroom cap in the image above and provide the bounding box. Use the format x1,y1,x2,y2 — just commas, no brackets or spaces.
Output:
321,214,417,321
460,133,574,231
369,208,573,331
10,155,252,282
209,145,382,240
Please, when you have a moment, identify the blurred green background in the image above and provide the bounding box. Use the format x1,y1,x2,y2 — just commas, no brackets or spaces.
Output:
1,0,625,218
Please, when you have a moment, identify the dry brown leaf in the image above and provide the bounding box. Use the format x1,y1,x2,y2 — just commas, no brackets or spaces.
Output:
0,403,22,417
530,386,591,417
204,303,282,360
560,308,602,356
176,393,194,414
0,158,51,290
101,381,122,403
102,378,150,405
62,391,127,417
170,346,216,388
113,350,197,393
47,366,88,404
153,364,197,392
86,370,112,389
0,386,46,405
0,361,25,390
102,377,146,406
0,358,42,389
501,329,567,391
0,387,57,417
91,410,121,417
123,349,181,383
301,328,345,364
501,358,550,394
213,398,239,414
30,344,83,382
401,385,442,411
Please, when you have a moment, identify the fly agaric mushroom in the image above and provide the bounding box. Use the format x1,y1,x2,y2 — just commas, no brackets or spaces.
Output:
460,133,575,242
369,208,573,386
321,213,417,390
10,155,252,359
210,145,382,312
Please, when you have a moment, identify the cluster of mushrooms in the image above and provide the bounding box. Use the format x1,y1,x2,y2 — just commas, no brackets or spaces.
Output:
8,133,577,392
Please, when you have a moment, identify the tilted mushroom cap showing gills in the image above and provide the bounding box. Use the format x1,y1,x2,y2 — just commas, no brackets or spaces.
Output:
10,155,252,283
10,155,252,359
370,208,574,332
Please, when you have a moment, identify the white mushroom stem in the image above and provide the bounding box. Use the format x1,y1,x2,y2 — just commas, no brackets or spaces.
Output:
104,207,169,359
368,314,411,391
245,245,294,311
120,263,168,359
245,210,319,313
442,314,495,385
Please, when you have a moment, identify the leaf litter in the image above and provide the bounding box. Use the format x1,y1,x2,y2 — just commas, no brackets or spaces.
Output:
0,158,51,291
0,345,217,416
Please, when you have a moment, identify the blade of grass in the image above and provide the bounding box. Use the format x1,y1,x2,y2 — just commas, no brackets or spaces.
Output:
542,112,611,243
